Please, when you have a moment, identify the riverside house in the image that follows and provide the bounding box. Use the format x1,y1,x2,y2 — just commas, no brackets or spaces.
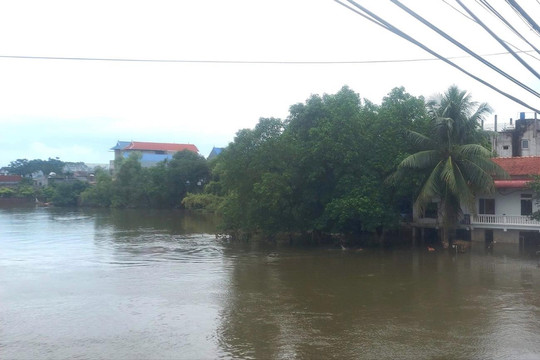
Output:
468,156,540,248
411,156,540,248
412,111,540,249
110,141,199,172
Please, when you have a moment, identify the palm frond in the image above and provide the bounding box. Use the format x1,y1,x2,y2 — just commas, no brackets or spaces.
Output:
469,102,492,123
454,144,492,159
433,117,454,145
398,150,441,170
464,156,509,179
440,157,458,194
451,161,477,214
405,130,436,149
415,161,444,214
458,159,497,194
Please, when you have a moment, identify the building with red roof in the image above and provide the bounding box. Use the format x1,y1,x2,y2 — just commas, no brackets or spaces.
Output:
0,175,22,187
412,155,540,248
466,155,540,247
110,140,199,170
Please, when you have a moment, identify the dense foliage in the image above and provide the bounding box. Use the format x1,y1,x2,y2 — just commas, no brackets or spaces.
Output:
80,150,210,208
3,85,499,247
528,175,540,221
207,86,431,241
391,86,506,247
7,158,65,176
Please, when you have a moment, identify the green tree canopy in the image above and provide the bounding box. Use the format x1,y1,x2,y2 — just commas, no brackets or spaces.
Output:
392,86,506,247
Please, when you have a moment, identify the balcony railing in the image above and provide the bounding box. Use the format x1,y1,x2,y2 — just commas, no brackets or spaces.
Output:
471,214,540,227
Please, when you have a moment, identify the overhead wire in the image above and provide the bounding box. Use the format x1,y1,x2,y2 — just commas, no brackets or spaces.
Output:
442,0,540,61
442,0,474,21
505,0,540,37
390,0,539,98
476,0,540,55
0,51,533,65
454,0,540,80
334,0,540,113
444,0,540,60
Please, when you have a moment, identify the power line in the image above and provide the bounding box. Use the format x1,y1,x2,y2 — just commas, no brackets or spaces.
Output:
334,0,540,113
505,0,540,37
0,51,533,64
477,0,540,55
442,0,474,21
390,0,540,98
454,0,540,80
443,0,540,60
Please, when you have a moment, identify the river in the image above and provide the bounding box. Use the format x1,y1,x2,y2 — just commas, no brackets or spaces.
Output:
1,207,539,359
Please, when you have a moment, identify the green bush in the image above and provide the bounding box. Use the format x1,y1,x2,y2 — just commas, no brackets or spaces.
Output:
181,193,224,213
0,187,16,198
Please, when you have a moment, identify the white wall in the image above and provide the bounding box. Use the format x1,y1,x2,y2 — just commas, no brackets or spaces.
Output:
494,132,513,158
474,190,538,216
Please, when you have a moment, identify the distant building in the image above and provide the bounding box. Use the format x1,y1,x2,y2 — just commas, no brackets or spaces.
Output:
31,171,48,187
491,112,540,157
410,111,540,248
110,141,199,171
0,175,22,188
207,147,224,160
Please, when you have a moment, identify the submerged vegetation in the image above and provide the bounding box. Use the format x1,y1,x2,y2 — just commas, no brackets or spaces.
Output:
3,85,498,245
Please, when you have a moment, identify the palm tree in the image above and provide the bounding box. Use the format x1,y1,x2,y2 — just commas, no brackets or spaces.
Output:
393,86,507,248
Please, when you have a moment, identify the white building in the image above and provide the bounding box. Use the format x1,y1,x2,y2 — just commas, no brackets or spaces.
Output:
467,156,540,247
411,111,540,249
491,112,540,158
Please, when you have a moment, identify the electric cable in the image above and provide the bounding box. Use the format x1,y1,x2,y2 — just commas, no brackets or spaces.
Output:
0,51,533,65
391,0,539,98
455,0,540,80
335,0,540,113
505,0,540,37
477,0,540,55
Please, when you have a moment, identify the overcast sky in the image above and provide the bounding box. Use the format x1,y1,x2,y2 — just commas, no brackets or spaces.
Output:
0,0,538,167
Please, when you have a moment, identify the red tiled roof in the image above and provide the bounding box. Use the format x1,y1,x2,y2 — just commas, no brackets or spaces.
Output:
125,141,199,153
492,157,540,177
0,175,22,183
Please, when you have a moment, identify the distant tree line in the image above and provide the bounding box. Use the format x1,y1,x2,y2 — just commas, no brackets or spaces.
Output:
80,150,210,208
186,85,498,245
4,85,498,246
188,86,430,242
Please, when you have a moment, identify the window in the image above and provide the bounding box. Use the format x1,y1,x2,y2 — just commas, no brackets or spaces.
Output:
423,202,438,218
503,145,509,150
522,139,529,149
521,194,533,216
479,198,495,214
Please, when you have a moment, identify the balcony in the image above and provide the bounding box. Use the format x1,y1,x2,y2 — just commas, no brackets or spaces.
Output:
469,214,540,230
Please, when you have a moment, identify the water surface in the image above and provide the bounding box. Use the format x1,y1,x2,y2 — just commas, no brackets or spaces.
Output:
1,207,539,359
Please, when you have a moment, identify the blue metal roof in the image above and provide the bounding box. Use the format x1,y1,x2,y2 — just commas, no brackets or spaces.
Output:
111,141,131,150
208,147,225,159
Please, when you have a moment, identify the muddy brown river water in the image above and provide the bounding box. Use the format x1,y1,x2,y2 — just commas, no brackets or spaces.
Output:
1,207,539,359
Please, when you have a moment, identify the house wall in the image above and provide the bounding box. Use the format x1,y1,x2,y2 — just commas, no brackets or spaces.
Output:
474,189,538,216
471,228,520,244
493,132,513,158
492,117,540,157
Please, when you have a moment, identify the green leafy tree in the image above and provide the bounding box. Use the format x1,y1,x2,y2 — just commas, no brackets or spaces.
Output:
392,86,506,247
49,181,90,206
111,153,150,208
216,86,430,242
165,150,210,207
528,175,540,221
8,158,64,176
0,187,16,198
218,117,287,234
80,168,113,207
